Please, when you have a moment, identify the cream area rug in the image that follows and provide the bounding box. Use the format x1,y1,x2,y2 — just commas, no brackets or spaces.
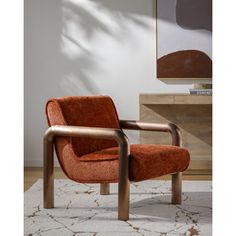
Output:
24,179,212,236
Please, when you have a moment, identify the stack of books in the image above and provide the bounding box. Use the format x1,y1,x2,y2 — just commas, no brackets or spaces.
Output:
189,88,212,95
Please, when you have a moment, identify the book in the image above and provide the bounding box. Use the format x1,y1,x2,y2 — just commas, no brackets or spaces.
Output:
189,89,212,95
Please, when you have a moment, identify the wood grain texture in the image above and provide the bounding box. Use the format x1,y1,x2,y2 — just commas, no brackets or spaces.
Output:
174,95,212,104
140,94,212,104
139,94,212,173
140,94,174,105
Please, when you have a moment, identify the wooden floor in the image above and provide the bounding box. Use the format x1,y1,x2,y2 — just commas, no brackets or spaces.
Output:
24,167,212,192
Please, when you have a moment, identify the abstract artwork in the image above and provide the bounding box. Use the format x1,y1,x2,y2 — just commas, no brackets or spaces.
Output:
156,0,212,78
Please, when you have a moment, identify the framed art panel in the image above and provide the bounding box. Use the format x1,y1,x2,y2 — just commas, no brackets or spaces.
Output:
156,0,212,79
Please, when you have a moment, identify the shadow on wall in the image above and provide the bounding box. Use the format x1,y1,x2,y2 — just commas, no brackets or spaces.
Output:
24,0,154,165
25,0,152,98
60,0,151,94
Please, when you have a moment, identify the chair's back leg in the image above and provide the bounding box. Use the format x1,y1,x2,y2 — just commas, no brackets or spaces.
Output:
43,138,54,208
100,183,110,195
171,172,182,204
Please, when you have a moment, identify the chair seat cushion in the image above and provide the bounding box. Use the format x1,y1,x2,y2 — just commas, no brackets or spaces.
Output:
80,144,190,182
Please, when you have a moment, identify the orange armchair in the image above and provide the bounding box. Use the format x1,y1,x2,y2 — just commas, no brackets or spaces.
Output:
44,96,190,220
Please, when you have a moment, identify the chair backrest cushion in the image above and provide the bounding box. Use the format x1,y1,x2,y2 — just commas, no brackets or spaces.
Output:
46,96,121,157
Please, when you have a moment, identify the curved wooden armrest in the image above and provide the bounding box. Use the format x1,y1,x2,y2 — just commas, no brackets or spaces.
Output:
44,125,131,219
44,125,129,147
120,120,181,146
43,125,130,218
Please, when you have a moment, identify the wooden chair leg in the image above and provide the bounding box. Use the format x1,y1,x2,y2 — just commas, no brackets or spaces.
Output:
43,137,54,208
118,179,130,220
100,183,110,195
171,172,182,204
118,141,130,221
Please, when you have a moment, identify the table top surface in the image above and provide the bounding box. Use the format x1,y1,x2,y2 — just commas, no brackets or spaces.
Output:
140,93,212,104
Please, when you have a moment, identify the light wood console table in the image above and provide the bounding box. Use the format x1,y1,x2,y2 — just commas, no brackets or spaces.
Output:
139,93,212,174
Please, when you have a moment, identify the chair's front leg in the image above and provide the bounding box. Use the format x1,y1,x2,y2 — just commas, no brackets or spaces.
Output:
171,172,182,204
100,183,110,195
118,142,130,221
43,137,54,208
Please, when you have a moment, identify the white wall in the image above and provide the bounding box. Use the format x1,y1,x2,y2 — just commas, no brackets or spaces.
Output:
24,0,191,166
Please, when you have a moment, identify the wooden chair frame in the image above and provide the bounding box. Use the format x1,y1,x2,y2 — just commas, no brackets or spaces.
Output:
43,120,182,220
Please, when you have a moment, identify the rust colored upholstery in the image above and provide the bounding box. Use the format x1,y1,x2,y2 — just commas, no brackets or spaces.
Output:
80,145,190,182
45,96,190,183
46,96,120,156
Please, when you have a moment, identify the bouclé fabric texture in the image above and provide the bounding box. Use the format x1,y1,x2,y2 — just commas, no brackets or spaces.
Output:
46,96,190,183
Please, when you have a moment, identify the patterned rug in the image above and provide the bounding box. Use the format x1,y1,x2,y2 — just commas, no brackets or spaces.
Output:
24,179,212,235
